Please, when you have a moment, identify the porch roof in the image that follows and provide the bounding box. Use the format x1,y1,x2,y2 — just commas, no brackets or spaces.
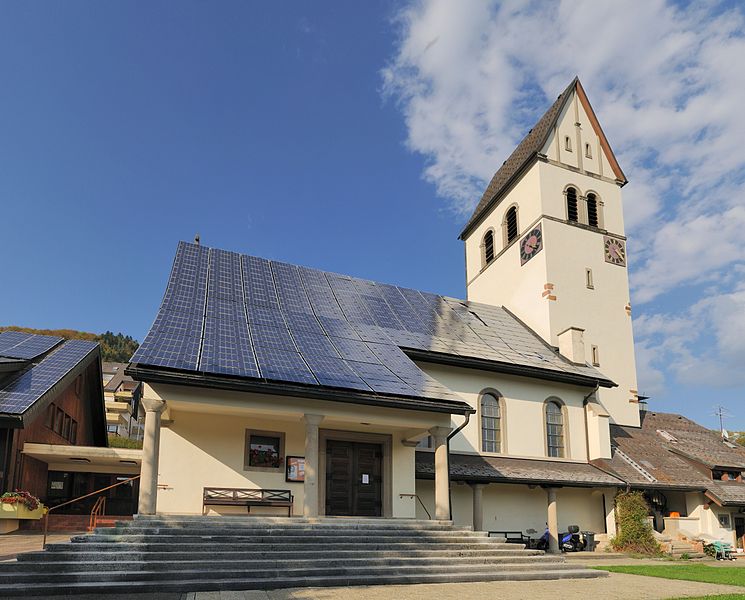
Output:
415,451,623,487
706,481,745,506
22,442,141,475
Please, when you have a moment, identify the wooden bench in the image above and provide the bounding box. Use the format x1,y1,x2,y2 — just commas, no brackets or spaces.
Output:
202,487,294,516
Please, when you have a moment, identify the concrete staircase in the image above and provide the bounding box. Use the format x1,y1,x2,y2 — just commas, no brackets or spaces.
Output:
0,515,606,596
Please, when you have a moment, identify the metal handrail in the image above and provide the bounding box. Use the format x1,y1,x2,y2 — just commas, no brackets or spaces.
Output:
88,496,106,532
42,474,140,548
399,493,432,520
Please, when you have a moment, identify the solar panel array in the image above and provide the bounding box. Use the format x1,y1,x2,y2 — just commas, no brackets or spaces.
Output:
0,339,98,415
0,331,63,360
132,242,609,404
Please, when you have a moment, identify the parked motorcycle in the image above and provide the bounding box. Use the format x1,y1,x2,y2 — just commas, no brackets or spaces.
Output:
561,525,587,552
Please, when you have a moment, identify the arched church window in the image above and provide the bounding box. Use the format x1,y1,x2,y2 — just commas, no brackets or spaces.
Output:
545,400,565,458
587,193,599,228
505,206,518,244
566,187,579,223
483,230,495,265
481,393,501,453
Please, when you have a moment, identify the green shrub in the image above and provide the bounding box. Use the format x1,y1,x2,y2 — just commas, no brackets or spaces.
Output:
610,490,662,555
108,435,143,449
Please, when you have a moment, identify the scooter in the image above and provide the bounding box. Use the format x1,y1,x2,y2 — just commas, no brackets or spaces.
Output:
561,525,587,552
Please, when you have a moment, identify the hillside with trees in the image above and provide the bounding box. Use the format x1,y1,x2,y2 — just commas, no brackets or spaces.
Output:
0,326,139,363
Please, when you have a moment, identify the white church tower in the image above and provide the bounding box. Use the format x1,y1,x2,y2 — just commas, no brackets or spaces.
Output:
461,77,640,428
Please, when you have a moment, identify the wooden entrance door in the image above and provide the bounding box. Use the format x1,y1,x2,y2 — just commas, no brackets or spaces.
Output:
325,440,382,516
735,516,745,549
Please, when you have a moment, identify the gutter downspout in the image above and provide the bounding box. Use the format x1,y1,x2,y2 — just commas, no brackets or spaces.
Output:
582,384,599,462
447,412,472,521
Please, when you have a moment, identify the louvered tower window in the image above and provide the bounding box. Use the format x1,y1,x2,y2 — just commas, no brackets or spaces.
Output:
546,401,565,458
481,393,501,453
483,230,495,265
566,187,578,222
505,207,518,243
587,193,599,228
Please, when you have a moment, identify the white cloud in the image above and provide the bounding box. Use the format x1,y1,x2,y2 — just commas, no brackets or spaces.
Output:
383,0,745,396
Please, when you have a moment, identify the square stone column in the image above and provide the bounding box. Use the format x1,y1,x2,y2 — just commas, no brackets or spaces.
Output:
429,426,452,521
303,414,324,517
471,483,486,531
137,397,167,515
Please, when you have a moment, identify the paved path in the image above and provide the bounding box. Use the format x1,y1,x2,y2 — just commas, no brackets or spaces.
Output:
182,574,745,600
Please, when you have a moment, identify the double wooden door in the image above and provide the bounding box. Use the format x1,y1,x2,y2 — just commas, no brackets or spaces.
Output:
325,440,382,517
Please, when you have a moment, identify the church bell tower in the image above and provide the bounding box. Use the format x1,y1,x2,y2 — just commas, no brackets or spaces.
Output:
461,78,640,428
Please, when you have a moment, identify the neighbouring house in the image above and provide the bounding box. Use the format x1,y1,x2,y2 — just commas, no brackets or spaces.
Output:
0,333,141,531
124,77,744,553
103,362,144,441
594,410,745,549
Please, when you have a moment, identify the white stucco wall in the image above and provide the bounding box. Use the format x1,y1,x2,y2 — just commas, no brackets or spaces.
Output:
416,479,611,535
418,363,593,461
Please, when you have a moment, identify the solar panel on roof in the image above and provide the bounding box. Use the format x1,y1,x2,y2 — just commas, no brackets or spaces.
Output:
0,340,97,415
0,332,63,360
133,241,612,404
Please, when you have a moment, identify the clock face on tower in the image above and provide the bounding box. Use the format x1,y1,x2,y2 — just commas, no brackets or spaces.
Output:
519,224,543,265
604,236,626,267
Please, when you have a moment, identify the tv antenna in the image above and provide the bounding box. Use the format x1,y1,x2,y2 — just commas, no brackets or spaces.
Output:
713,405,732,438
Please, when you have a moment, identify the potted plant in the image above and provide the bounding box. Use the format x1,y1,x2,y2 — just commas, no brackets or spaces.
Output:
0,491,45,520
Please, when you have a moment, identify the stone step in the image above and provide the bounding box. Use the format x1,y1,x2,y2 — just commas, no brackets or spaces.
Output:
94,527,491,538
134,515,454,526
0,568,608,596
20,547,545,562
50,541,525,553
8,554,563,572
0,561,585,583
72,533,503,545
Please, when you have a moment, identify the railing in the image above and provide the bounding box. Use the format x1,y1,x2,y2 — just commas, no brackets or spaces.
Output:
399,493,432,520
42,474,140,549
88,496,106,532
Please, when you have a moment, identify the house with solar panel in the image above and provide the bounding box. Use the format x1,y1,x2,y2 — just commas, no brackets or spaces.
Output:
120,78,745,554
0,333,141,532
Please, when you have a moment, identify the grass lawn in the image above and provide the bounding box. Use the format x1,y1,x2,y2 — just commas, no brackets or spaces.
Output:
596,565,745,588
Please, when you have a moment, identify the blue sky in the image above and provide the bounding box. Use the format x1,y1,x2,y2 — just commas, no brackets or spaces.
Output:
1,1,743,430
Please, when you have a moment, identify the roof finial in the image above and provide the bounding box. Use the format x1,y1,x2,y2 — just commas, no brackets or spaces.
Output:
194,234,200,246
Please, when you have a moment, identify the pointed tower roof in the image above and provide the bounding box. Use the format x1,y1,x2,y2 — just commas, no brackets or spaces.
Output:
459,77,626,239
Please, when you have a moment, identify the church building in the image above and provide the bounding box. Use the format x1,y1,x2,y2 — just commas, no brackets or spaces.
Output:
126,78,745,551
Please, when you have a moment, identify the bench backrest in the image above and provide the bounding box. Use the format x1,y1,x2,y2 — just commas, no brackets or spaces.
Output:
203,487,292,503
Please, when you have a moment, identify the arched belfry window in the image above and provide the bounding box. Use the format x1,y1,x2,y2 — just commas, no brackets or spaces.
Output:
480,393,501,453
587,193,599,228
545,400,565,458
504,206,518,245
483,230,495,266
566,187,578,223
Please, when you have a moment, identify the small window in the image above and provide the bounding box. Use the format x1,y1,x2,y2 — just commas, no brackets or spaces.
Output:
591,345,600,366
565,136,572,152
54,407,64,435
481,393,501,453
585,268,594,289
718,513,732,529
70,421,78,444
45,403,56,429
587,193,599,228
566,187,578,222
483,230,495,265
505,206,518,244
62,414,71,440
245,430,285,471
546,401,565,458
585,143,592,158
